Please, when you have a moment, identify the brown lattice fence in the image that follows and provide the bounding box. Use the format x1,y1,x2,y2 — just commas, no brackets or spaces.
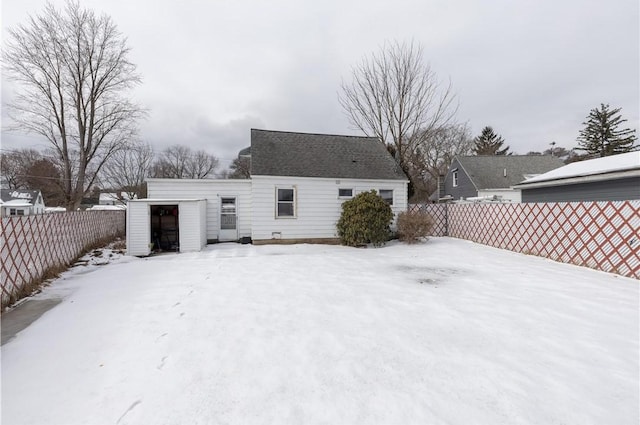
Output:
413,201,639,279
408,204,448,236
1,211,125,308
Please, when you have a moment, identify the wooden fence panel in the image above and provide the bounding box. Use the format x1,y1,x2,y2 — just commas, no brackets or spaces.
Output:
408,204,448,236
1,211,125,307
447,201,639,279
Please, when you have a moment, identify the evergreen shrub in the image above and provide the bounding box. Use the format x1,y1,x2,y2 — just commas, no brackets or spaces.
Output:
336,190,393,247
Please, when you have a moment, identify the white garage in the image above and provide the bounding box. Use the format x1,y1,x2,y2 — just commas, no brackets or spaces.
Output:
126,199,207,256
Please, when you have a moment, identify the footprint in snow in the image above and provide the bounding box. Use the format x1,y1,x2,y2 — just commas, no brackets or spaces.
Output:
157,356,168,370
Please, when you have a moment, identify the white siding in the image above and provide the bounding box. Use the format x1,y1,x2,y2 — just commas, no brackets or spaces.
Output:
147,179,252,241
251,176,408,241
178,200,207,252
127,199,207,255
33,194,45,214
127,201,150,256
199,200,207,248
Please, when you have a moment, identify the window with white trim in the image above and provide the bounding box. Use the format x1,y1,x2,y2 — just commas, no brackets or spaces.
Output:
452,170,459,187
338,188,353,198
276,187,295,217
379,189,393,205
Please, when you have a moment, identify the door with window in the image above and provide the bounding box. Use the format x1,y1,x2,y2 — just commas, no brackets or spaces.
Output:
219,197,237,241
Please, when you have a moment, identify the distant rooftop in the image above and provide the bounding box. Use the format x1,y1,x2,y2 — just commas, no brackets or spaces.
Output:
0,189,41,205
521,151,640,184
454,155,565,189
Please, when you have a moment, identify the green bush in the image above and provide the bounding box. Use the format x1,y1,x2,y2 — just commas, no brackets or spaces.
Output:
396,209,434,243
336,190,393,247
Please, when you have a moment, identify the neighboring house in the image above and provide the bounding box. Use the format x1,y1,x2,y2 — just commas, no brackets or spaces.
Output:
126,129,409,255
443,155,565,202
87,204,127,211
0,189,46,217
45,207,67,213
99,192,135,206
514,151,640,202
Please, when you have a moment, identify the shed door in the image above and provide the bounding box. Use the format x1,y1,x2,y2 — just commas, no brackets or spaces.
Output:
219,197,237,242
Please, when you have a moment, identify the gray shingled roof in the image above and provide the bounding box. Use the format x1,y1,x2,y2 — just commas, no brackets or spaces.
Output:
250,129,407,180
456,155,565,189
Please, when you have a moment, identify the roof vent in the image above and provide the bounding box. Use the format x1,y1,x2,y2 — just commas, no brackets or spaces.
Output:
503,168,507,177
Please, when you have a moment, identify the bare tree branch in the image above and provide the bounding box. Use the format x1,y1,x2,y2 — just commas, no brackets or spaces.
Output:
100,140,154,199
339,40,458,172
3,1,144,209
150,145,219,179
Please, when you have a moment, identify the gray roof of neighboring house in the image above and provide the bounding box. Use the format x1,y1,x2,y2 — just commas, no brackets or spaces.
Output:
250,129,408,180
455,155,565,189
0,189,41,204
238,146,251,157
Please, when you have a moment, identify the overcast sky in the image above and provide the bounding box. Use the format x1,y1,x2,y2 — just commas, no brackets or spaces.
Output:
2,0,638,170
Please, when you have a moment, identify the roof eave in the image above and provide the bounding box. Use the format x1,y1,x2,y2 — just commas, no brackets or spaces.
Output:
515,169,640,189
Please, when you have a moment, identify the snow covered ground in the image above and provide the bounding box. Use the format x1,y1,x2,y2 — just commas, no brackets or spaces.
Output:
1,237,638,425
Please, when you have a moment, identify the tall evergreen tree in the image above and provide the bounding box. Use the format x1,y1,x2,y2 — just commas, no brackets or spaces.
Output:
577,103,638,157
472,126,510,155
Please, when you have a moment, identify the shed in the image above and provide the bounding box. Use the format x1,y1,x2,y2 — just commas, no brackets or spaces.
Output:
515,151,640,202
126,199,207,256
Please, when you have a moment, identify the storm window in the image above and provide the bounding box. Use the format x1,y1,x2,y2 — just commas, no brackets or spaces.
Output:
276,187,295,217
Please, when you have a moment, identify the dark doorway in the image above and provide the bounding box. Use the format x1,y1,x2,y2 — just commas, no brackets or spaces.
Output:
150,205,179,251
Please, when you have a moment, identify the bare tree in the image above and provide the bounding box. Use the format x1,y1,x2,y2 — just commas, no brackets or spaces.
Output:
189,149,220,179
421,123,474,179
3,1,144,210
151,145,219,179
339,40,458,186
23,157,67,207
228,156,251,179
407,123,473,200
101,141,154,200
0,149,42,189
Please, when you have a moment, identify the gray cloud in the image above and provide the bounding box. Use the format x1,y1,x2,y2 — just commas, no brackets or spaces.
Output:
2,0,638,169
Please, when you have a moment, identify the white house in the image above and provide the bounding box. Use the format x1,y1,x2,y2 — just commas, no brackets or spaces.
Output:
126,129,409,255
0,189,46,217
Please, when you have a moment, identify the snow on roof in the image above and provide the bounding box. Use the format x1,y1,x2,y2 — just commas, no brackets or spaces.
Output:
99,192,136,201
2,199,33,207
87,204,126,211
45,207,67,213
0,189,40,204
521,152,640,184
